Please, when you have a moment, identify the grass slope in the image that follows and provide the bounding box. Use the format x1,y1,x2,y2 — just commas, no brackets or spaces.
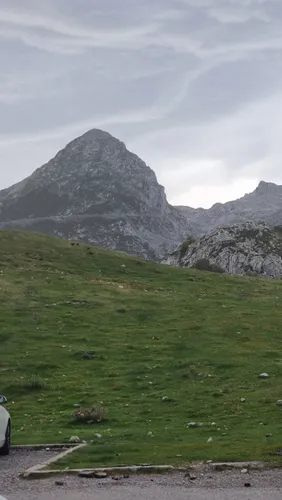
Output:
2,230,282,468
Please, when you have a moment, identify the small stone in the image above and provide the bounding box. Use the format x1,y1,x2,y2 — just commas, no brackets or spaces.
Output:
276,400,282,406
188,474,197,481
207,437,213,443
240,398,247,403
79,471,95,478
244,482,251,487
55,480,65,486
94,471,108,479
69,436,80,443
266,433,272,438
214,464,228,472
123,474,130,479
211,422,216,426
162,396,169,401
241,468,248,474
95,434,102,439
112,476,121,481
185,472,197,480
259,373,269,378
187,422,197,428
73,404,80,408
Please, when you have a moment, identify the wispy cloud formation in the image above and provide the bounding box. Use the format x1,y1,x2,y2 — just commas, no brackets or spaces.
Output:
1,0,282,207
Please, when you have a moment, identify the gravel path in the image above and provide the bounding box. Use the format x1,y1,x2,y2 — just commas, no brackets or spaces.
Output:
1,451,282,500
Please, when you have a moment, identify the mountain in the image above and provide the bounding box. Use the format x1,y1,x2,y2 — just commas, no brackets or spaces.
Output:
1,128,282,262
164,222,282,278
175,181,282,234
0,129,197,261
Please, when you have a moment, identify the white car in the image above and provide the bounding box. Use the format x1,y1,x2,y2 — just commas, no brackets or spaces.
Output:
0,396,11,455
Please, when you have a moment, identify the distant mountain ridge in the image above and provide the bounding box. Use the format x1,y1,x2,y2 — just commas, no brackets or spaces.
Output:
0,128,282,261
175,181,282,234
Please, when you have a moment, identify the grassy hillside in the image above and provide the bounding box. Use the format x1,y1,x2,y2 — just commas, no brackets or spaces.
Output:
2,230,282,467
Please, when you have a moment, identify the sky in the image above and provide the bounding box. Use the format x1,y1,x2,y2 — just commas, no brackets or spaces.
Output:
1,0,282,208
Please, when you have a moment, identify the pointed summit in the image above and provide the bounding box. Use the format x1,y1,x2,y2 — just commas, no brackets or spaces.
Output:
255,180,278,194
0,129,194,260
70,128,126,147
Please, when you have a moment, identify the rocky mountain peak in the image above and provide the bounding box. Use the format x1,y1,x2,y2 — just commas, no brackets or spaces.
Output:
79,128,122,142
254,180,280,195
0,129,196,260
61,128,127,166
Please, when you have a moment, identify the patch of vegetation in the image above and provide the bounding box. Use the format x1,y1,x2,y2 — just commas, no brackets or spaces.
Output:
2,230,282,468
24,375,46,391
178,237,196,259
193,258,225,274
73,405,107,424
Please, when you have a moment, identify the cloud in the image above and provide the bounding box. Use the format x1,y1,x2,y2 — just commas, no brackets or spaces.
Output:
0,3,161,54
209,5,269,23
0,5,158,42
127,90,282,207
0,0,279,58
1,0,282,208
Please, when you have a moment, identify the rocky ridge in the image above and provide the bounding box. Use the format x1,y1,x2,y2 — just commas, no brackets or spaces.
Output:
164,222,282,278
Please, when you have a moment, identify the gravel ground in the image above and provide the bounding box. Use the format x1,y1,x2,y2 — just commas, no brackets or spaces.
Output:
0,448,60,496
1,450,282,500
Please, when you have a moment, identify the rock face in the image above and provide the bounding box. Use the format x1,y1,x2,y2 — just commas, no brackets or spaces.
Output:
164,222,282,278
0,129,196,260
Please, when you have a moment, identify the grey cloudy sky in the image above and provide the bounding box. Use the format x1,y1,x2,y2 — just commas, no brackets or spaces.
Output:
1,0,282,208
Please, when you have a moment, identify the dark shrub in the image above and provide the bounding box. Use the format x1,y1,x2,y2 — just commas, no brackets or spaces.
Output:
73,405,107,424
179,237,196,259
194,259,225,274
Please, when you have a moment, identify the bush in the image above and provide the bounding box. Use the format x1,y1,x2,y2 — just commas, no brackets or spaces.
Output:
210,263,225,274
24,375,46,391
193,259,224,274
194,258,212,271
77,351,95,360
73,405,107,424
179,237,196,259
117,307,127,313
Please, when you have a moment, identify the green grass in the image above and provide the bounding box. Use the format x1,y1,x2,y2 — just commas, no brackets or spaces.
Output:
2,230,282,468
